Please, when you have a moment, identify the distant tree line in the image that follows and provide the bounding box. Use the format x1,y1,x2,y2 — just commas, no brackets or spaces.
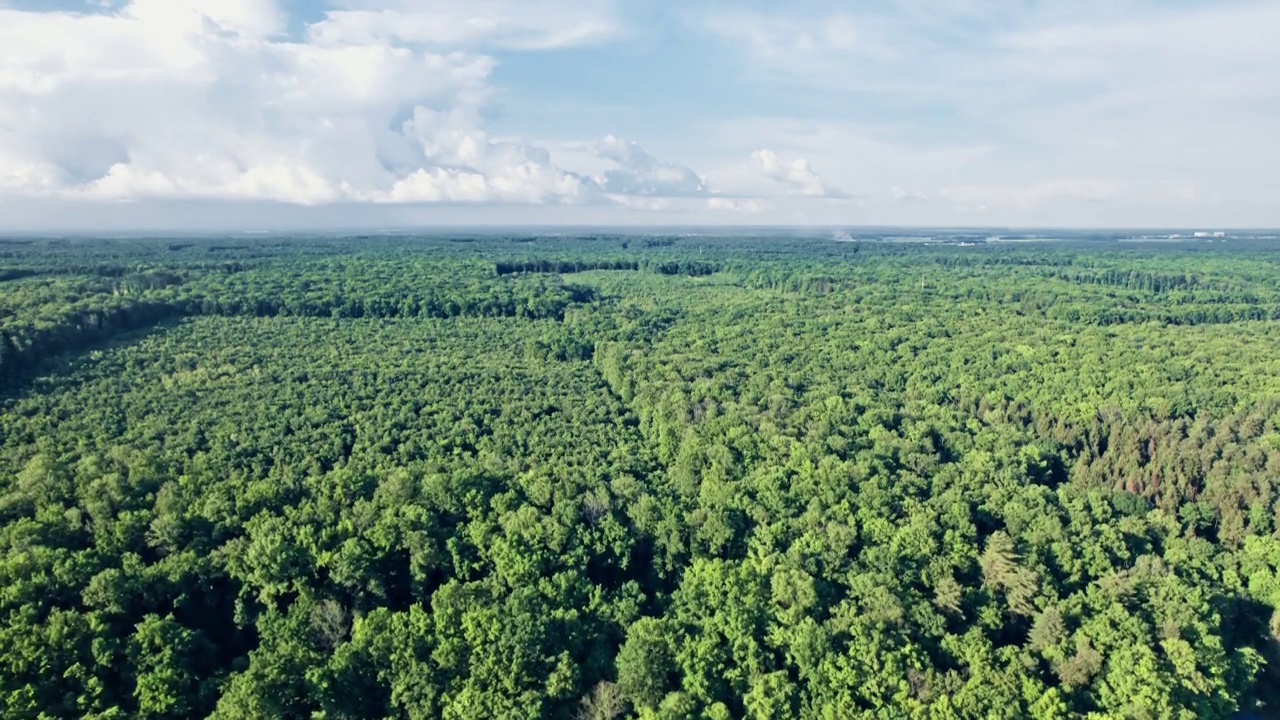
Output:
495,259,721,277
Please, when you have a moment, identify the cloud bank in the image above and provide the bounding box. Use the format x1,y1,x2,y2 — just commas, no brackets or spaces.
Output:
1,0,1277,227
0,0,734,211
698,1,1280,225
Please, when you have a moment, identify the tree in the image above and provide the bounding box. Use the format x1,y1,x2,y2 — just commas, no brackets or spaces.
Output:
578,681,627,720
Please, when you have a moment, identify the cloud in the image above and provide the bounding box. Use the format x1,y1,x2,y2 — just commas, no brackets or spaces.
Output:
698,146,845,203
890,186,929,202
0,1,529,204
585,139,848,212
0,0,815,214
0,0,700,209
377,108,599,203
310,0,620,50
708,118,994,197
750,149,841,198
613,195,675,212
698,1,1280,223
701,10,900,76
127,0,287,38
707,197,765,214
594,135,709,197
3,0,1276,226
937,178,1128,208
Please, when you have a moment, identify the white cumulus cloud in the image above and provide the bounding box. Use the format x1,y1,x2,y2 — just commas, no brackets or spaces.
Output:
751,149,842,198
594,135,709,198
702,147,844,201
0,0,692,209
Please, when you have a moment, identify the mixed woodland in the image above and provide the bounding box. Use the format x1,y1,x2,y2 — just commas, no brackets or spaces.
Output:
3,233,1280,718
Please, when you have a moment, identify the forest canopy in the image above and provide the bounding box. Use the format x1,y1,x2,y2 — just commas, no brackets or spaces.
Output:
2,232,1280,718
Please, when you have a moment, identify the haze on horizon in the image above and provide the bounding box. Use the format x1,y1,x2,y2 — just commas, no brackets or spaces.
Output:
1,0,1277,230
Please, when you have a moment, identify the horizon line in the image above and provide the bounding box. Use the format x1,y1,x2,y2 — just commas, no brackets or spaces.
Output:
4,224,1280,238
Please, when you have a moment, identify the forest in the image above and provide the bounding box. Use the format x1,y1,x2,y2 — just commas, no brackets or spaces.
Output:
3,232,1280,718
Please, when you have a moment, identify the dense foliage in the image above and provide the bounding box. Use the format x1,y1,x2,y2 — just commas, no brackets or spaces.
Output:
3,233,1280,718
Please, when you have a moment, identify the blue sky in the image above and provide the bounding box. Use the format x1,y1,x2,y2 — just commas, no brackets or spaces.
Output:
0,0,1276,229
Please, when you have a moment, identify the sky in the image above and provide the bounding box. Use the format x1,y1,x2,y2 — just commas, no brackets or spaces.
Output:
0,0,1277,230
